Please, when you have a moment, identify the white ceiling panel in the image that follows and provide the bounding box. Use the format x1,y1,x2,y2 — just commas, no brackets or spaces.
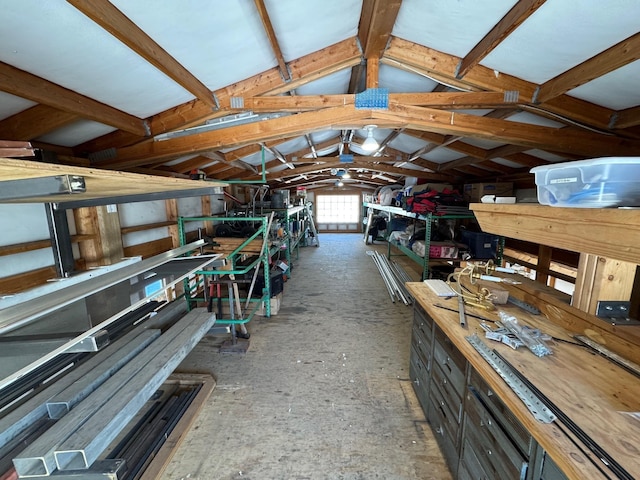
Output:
424,148,466,163
35,120,116,147
525,149,568,163
393,0,517,58
482,1,640,84
0,92,36,121
266,0,361,61
461,137,505,149
110,0,276,91
0,0,193,118
389,134,430,154
491,157,525,168
567,60,640,110
379,64,438,93
296,69,351,95
506,111,565,128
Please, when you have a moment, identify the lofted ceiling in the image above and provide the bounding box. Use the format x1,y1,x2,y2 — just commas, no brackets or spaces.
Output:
1,0,640,192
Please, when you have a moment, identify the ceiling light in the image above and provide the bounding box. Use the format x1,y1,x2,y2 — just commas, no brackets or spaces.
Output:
336,180,344,187
342,171,351,179
362,125,379,152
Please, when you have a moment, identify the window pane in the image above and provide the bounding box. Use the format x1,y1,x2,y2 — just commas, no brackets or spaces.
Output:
316,195,359,223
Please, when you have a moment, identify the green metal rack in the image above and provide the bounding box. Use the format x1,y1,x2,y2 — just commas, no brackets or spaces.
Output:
178,215,272,321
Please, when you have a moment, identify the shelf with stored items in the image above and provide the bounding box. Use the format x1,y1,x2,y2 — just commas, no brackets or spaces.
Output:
254,202,319,276
362,202,479,280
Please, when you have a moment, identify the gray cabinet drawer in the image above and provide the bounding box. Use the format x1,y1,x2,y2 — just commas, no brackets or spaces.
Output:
429,372,462,442
469,368,533,457
464,389,528,480
431,362,464,424
540,453,569,480
411,322,432,369
432,337,466,400
409,346,430,412
427,395,459,477
459,438,491,480
413,309,433,344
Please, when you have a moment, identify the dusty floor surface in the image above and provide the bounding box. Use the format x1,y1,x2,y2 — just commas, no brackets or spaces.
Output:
161,233,452,480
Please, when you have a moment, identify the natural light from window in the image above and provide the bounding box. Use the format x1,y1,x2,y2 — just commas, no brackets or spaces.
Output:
316,195,360,223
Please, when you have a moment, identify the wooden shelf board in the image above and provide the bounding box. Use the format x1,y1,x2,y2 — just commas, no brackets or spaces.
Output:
471,203,640,265
0,158,226,204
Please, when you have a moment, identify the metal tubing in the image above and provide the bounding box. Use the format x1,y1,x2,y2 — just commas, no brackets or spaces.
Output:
53,309,215,472
45,329,160,419
12,308,213,478
0,300,181,451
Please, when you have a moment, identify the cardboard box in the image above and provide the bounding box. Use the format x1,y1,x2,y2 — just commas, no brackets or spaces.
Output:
257,292,282,316
463,183,513,203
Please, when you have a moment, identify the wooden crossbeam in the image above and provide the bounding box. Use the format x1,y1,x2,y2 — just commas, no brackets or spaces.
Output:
612,104,640,129
68,0,216,108
0,105,78,141
457,0,547,78
0,61,147,136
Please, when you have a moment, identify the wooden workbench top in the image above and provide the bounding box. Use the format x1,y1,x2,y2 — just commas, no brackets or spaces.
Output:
406,282,640,480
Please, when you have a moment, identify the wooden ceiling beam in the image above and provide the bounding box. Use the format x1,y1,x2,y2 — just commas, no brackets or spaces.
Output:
457,0,547,78
374,103,640,157
504,152,551,168
77,37,361,155
165,155,218,175
383,37,614,130
358,0,403,59
535,32,640,104
108,106,374,169
253,0,290,81
237,91,518,112
0,105,78,141
68,0,216,108
612,104,640,129
0,61,148,136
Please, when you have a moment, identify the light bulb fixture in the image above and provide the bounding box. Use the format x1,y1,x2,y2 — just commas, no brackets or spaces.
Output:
342,171,351,179
336,180,344,187
361,125,379,152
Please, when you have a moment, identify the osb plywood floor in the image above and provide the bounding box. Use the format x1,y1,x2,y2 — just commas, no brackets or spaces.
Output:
162,233,452,480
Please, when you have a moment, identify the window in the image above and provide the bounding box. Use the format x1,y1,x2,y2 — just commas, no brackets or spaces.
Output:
316,194,360,223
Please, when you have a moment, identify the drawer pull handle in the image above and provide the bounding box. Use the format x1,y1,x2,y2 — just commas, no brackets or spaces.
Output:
442,379,447,385
435,426,443,435
414,379,420,386
440,401,445,407
487,449,492,455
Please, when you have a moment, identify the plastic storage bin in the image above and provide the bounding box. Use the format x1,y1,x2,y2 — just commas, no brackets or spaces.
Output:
530,157,640,208
461,230,498,259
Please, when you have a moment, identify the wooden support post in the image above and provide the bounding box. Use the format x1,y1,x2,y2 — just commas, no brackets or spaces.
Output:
366,57,379,89
535,245,552,285
572,253,636,314
73,205,124,268
201,195,213,235
165,199,180,248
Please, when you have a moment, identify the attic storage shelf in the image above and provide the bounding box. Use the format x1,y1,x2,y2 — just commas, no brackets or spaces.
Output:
363,202,476,279
254,203,318,276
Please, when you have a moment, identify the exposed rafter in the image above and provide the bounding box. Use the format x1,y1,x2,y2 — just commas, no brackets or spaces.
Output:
358,0,402,59
0,61,148,136
457,0,547,78
535,32,640,104
253,0,290,81
0,105,78,141
67,0,216,109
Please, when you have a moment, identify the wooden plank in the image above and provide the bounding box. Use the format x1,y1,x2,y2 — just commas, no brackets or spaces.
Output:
0,266,58,294
376,103,640,157
68,0,216,108
471,203,640,265
572,254,636,314
535,244,552,285
457,0,547,78
613,104,640,129
358,0,402,59
165,199,180,249
0,158,226,204
123,237,174,259
120,221,176,235
407,282,640,479
74,205,124,267
383,36,614,130
0,62,147,136
0,239,51,257
536,32,640,104
0,105,78,141
253,0,289,81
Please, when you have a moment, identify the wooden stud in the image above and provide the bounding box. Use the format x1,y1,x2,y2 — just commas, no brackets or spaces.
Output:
74,205,124,268
535,245,552,285
165,199,181,249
